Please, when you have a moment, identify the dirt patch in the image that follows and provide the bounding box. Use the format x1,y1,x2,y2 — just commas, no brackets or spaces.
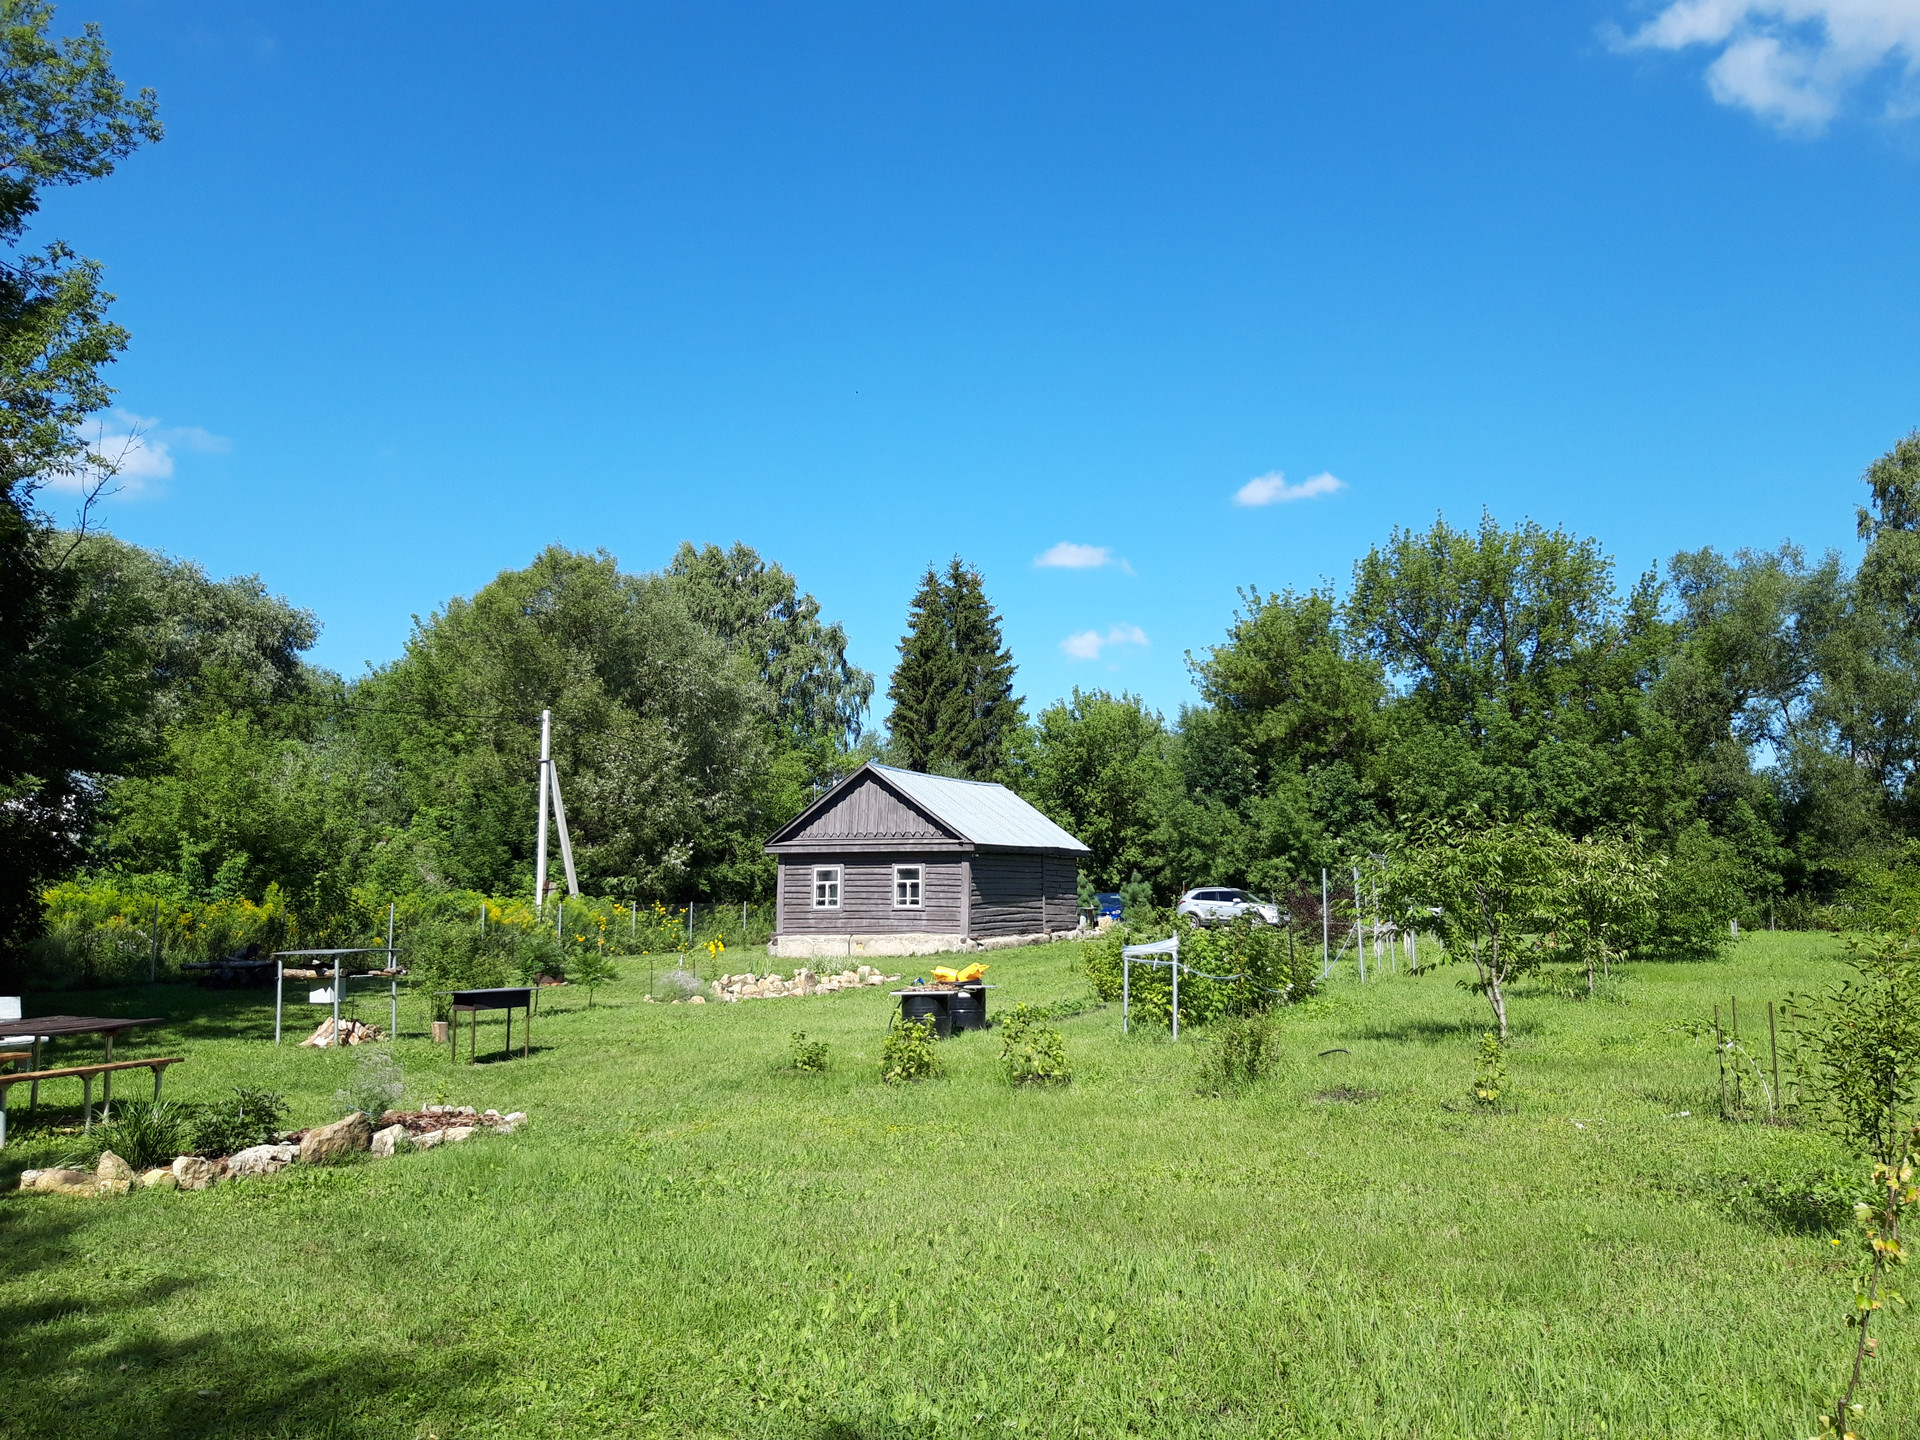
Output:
1314,1087,1379,1104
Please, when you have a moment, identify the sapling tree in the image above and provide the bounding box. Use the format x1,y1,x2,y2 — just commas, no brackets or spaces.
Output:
1797,927,1920,1434
1543,831,1663,996
1387,821,1561,1040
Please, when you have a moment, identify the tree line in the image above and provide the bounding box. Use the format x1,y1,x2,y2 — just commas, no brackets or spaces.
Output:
6,2,1920,971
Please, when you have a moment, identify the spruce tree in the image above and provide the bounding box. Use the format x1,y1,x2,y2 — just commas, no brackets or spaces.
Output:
886,559,1024,780
938,559,1024,780
885,566,958,771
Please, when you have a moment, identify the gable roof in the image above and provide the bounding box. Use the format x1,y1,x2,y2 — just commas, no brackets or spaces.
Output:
765,762,1090,855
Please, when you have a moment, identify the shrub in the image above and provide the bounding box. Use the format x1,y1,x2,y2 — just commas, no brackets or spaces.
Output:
654,968,706,1000
1083,914,1312,1029
189,1086,290,1158
879,1017,942,1085
790,1032,828,1072
335,1046,405,1119
1198,1012,1279,1091
1473,1032,1507,1109
998,1004,1070,1085
82,1100,194,1171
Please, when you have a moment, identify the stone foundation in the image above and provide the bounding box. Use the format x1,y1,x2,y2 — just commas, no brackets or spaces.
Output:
768,929,1083,961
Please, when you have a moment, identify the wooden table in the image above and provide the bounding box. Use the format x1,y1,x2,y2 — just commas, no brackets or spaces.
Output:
0,1015,161,1116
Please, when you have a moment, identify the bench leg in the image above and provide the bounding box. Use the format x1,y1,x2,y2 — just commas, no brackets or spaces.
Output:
1,1086,9,1150
102,1066,112,1122
29,1037,40,1114
154,1066,164,1103
83,1074,93,1135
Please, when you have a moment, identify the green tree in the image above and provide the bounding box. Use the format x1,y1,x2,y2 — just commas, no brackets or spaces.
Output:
1388,820,1562,1039
665,540,873,759
0,2,160,948
885,558,1024,780
357,545,782,903
885,565,958,772
1026,689,1174,890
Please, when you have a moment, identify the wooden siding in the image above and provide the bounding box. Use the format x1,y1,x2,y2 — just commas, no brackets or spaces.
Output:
777,854,966,935
968,853,1044,937
784,773,948,845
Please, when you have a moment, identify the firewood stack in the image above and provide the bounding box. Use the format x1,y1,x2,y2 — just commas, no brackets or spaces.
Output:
299,1017,386,1047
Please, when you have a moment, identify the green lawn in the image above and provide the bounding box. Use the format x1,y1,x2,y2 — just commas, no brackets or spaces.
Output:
0,933,1908,1440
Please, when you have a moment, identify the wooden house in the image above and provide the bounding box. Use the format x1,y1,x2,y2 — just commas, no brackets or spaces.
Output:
763,762,1092,960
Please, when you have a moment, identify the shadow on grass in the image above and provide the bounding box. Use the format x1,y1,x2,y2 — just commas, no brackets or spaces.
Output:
0,1198,495,1440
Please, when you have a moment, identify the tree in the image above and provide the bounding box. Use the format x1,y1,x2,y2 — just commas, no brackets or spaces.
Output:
885,566,958,772
665,540,873,760
1541,831,1663,995
356,546,780,902
1388,820,1561,1038
1026,689,1174,890
885,558,1024,780
0,2,160,950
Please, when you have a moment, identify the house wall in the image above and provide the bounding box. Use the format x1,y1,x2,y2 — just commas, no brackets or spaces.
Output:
968,852,1076,937
777,853,966,935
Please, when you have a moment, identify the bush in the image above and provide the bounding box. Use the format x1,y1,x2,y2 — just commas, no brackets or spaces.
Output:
654,968,706,1000
189,1086,290,1158
790,1032,828,1072
998,1004,1070,1085
1473,1033,1507,1109
880,1017,942,1085
335,1046,404,1119
1084,914,1314,1029
1197,1012,1280,1091
84,1100,194,1170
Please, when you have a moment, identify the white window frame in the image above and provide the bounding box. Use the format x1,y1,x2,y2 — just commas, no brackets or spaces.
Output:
812,865,842,910
892,863,924,909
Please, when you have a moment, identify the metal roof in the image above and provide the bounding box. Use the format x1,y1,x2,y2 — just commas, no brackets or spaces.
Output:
869,764,1090,854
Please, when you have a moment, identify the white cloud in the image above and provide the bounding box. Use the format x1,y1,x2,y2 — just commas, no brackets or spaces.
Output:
1617,1,1920,129
1060,623,1150,660
1035,541,1116,569
1232,470,1345,507
41,410,231,495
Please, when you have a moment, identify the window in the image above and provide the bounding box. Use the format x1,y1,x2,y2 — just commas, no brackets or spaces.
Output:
893,864,923,909
812,865,842,909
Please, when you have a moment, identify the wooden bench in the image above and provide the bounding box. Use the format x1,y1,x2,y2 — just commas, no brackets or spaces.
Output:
0,1057,184,1148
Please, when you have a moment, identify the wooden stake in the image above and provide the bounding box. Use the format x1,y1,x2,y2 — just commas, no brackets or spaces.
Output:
1715,1004,1728,1119
1769,1001,1780,1120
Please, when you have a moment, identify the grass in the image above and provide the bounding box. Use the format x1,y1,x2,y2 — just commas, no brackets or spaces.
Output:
0,932,1911,1439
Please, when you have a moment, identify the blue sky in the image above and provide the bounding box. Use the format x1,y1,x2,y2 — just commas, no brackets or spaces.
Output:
39,1,1920,726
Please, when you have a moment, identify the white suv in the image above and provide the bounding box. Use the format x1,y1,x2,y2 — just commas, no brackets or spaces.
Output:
1176,888,1281,927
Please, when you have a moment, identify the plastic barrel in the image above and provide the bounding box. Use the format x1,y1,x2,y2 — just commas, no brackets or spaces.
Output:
948,984,987,1032
899,991,953,1038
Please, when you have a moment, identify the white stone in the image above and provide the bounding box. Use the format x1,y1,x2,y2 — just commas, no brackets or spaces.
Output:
228,1143,299,1177
172,1155,220,1191
444,1126,477,1143
369,1124,411,1158
413,1129,447,1150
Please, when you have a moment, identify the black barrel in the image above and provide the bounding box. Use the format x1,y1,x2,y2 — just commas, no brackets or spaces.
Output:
898,990,953,1038
948,983,987,1033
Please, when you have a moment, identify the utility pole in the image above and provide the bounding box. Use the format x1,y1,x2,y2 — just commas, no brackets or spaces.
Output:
535,709,553,917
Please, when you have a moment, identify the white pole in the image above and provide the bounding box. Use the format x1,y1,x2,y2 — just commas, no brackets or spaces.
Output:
1170,935,1180,1041
550,759,580,898
1122,951,1130,1034
274,958,283,1045
1353,867,1365,982
1321,868,1329,974
333,951,341,1043
535,709,553,917
388,904,398,1038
